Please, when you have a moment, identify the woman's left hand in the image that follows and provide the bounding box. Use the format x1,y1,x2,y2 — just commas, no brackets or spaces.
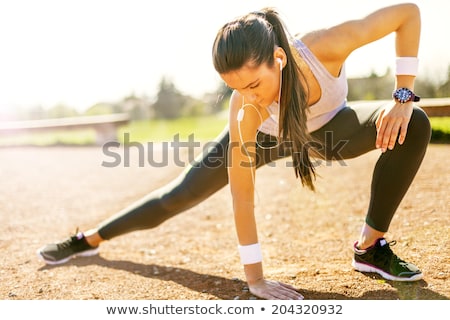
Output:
375,100,414,152
248,278,304,300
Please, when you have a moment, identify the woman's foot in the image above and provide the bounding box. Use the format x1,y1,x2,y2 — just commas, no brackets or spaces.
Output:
37,231,99,265
352,237,423,281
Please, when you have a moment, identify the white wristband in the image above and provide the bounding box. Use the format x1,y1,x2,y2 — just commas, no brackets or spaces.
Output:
395,57,419,76
238,243,262,265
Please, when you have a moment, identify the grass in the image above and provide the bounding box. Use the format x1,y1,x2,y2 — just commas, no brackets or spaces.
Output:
117,116,228,143
0,115,228,147
429,117,450,131
0,115,448,147
0,128,97,146
429,117,450,142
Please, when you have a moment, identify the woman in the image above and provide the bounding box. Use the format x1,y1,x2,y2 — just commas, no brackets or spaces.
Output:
38,3,430,300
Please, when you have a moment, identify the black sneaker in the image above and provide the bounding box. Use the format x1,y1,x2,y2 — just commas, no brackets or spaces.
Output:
37,231,99,265
352,237,422,281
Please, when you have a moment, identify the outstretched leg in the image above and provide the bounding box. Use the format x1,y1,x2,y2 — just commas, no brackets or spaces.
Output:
37,126,289,264
97,128,290,239
96,128,231,239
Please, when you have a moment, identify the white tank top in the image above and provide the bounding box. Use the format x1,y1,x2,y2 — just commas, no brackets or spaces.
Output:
258,38,348,135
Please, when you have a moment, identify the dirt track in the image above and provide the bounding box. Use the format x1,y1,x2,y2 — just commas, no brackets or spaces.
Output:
1,143,449,300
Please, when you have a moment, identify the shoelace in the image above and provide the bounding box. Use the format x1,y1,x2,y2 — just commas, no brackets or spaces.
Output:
373,240,405,269
56,228,81,250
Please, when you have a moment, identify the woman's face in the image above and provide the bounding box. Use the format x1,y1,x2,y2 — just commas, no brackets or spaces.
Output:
220,61,280,108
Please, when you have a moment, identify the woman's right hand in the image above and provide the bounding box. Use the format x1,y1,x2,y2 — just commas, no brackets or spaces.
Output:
248,278,304,300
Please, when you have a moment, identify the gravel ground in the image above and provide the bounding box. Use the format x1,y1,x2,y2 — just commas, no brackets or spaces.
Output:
0,143,449,300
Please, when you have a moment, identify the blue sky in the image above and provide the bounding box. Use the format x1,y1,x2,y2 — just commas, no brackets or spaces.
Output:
0,0,448,114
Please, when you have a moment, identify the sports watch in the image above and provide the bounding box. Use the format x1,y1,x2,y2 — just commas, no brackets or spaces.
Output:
392,87,420,104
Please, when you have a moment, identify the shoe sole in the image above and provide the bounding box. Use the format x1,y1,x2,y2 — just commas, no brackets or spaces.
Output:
36,247,100,265
352,259,423,282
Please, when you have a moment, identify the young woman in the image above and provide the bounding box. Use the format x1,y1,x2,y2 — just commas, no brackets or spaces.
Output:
38,3,430,300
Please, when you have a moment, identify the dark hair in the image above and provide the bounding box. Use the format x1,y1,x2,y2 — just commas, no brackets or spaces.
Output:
212,7,317,191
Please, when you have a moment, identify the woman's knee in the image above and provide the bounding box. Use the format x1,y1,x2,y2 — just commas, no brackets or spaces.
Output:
408,106,431,145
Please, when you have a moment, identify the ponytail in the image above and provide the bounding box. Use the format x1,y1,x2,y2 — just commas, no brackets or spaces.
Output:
262,8,317,191
213,7,318,190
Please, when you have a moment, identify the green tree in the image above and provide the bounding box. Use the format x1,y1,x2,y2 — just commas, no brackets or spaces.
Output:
436,65,450,97
152,77,187,119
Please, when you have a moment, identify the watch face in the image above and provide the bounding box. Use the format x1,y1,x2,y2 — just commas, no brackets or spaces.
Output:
395,88,412,103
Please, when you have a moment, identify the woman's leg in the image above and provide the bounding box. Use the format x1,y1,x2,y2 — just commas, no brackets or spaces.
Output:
96,128,289,240
311,102,431,280
96,127,232,240
311,102,431,234
38,125,290,264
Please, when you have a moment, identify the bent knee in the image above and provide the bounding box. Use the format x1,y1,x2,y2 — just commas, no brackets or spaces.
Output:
408,106,431,143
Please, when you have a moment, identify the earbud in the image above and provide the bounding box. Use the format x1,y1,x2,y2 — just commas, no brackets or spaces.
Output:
237,108,244,122
277,58,282,71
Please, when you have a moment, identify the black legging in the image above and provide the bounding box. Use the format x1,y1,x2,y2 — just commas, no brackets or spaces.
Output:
97,102,431,239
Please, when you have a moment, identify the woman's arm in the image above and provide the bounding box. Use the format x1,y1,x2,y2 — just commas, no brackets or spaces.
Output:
228,90,263,283
306,3,421,151
228,90,303,299
305,3,420,69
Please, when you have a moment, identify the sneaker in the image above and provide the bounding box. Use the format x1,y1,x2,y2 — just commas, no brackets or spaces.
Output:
37,231,99,265
352,237,423,281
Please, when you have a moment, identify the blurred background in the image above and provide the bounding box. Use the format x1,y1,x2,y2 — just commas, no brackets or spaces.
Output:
0,0,449,145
